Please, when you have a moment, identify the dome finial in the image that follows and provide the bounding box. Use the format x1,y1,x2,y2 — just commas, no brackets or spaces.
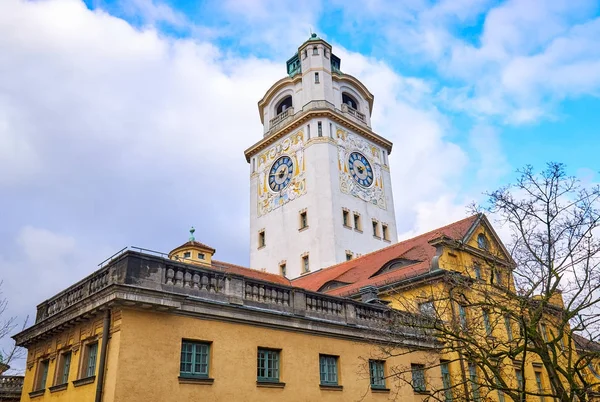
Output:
189,226,195,241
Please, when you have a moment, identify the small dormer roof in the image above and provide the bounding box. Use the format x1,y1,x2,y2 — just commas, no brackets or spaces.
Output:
168,227,216,257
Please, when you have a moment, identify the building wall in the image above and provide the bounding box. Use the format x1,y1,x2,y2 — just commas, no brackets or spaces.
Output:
111,308,439,402
19,310,121,402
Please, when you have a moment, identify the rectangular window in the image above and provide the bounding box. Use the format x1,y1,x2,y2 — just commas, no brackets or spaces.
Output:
369,360,386,389
307,124,311,139
317,121,322,137
314,72,320,83
302,255,309,273
329,122,333,138
319,355,338,385
258,230,265,248
474,264,482,280
300,211,308,229
35,359,49,391
312,46,318,55
535,371,545,402
468,363,481,402
483,310,492,336
198,253,205,260
440,362,453,402
342,210,349,226
540,323,548,342
57,352,71,385
411,364,426,392
496,375,506,402
280,263,286,277
372,221,379,237
85,342,98,378
257,348,280,382
505,315,513,341
515,368,524,391
458,305,467,329
183,251,191,258
382,224,389,240
180,341,210,378
346,253,352,261
353,214,361,230
495,269,503,286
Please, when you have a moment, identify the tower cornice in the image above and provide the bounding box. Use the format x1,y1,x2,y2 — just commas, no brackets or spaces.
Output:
244,104,393,162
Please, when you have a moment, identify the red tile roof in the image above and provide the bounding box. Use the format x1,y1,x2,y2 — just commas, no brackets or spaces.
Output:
292,214,480,297
211,260,291,285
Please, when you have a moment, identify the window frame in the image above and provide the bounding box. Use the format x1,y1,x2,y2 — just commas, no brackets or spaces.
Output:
56,351,72,385
483,310,492,336
299,211,308,229
534,371,545,402
369,360,386,389
183,251,191,259
34,359,49,391
468,363,481,402
504,315,513,341
477,234,489,250
372,220,379,237
382,224,389,240
198,252,205,260
353,213,361,231
314,72,320,83
279,263,287,277
411,363,426,392
257,348,280,383
302,255,309,273
319,354,339,386
84,342,98,378
258,230,265,248
180,340,210,379
342,210,349,227
440,361,453,402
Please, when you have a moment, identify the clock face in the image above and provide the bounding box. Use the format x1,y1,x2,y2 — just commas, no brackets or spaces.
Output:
348,152,374,187
269,156,294,192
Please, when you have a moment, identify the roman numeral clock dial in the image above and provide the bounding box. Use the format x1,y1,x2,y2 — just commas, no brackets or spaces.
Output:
268,156,294,192
348,152,374,187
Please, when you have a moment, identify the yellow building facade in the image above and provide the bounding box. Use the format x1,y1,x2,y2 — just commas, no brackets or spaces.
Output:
15,246,443,402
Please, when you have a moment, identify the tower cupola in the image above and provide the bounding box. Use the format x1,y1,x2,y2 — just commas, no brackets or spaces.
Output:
168,227,215,266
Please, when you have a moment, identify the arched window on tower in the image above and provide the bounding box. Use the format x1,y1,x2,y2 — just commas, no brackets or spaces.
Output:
342,93,358,110
276,96,293,116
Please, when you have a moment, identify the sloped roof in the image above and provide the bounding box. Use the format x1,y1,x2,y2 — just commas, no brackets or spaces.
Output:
292,214,480,296
211,260,291,286
170,240,216,255
573,333,600,353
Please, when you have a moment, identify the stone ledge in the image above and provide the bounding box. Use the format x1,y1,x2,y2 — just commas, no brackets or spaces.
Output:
49,383,68,392
178,376,214,385
73,376,95,387
29,389,45,398
256,381,285,388
320,384,343,391
371,386,390,393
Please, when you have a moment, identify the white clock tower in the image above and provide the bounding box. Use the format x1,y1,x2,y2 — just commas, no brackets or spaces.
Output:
244,34,398,279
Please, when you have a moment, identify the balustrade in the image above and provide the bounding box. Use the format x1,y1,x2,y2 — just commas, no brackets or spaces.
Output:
341,103,366,122
244,281,290,306
305,293,344,316
165,266,224,293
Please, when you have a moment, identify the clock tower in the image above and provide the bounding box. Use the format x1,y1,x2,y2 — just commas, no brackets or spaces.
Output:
244,34,398,279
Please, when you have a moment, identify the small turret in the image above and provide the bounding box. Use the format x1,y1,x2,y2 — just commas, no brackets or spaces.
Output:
168,227,215,266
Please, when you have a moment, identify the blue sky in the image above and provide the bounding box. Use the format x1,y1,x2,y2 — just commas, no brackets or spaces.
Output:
1,0,600,369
